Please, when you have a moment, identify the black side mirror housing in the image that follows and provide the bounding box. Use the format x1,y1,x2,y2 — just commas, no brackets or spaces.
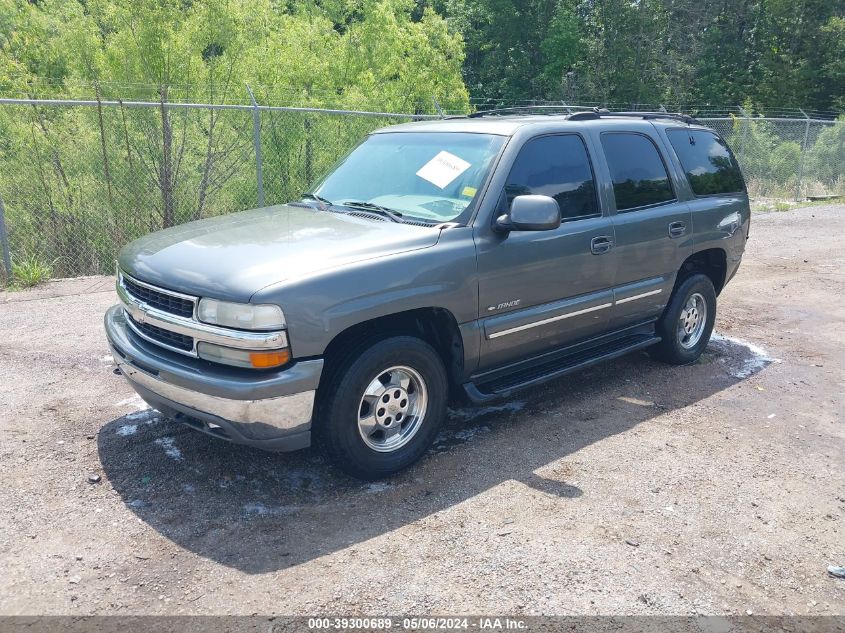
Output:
495,195,561,232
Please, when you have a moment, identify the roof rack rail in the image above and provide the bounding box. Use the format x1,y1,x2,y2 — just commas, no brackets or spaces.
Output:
568,109,699,124
467,105,595,118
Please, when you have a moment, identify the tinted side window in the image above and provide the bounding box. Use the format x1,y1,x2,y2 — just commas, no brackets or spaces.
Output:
505,135,598,221
667,129,745,195
601,133,675,211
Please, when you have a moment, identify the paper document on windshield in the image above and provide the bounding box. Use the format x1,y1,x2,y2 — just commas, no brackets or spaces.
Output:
416,151,471,189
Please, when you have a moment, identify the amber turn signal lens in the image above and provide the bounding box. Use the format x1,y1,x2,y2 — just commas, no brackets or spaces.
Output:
249,350,291,368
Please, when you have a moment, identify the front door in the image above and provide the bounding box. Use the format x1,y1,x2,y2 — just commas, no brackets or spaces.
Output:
475,133,617,372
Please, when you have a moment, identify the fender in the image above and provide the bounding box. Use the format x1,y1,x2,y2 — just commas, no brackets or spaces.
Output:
251,228,480,361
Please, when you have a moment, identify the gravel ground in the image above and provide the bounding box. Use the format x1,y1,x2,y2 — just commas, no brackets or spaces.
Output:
0,204,843,616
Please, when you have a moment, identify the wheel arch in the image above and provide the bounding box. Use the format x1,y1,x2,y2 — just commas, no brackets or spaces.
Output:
675,248,728,295
318,307,465,394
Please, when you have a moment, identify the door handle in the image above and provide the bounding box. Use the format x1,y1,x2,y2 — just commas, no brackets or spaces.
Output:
590,235,613,255
668,221,687,238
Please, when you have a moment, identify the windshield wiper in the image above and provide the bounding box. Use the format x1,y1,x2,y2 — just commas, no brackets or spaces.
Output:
302,194,405,223
301,192,332,208
340,200,404,223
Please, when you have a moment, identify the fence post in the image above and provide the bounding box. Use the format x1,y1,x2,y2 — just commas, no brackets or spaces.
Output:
738,106,751,163
795,108,811,202
431,96,445,119
246,85,265,207
0,191,12,282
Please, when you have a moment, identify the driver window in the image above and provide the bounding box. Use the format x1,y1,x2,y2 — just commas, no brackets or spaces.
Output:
504,134,599,222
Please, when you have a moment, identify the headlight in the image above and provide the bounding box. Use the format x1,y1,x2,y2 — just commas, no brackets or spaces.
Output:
197,298,285,331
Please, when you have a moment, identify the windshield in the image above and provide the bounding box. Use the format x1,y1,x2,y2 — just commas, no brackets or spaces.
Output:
312,132,506,224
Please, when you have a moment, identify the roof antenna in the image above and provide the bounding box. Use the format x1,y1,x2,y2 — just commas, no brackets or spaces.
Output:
432,97,445,119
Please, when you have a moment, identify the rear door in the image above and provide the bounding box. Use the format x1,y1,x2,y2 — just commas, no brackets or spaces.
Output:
474,133,617,371
598,130,692,330
663,128,750,271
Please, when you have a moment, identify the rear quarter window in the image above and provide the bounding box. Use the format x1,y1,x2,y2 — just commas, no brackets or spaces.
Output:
667,129,745,196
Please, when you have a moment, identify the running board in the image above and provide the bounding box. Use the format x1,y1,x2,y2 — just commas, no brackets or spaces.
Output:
463,333,661,403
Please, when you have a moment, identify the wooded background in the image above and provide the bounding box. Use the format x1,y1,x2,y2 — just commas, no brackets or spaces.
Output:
0,0,843,283
444,0,844,113
2,0,843,112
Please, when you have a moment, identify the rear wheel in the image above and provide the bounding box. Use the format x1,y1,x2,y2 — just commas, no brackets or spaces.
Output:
315,336,448,479
650,274,716,364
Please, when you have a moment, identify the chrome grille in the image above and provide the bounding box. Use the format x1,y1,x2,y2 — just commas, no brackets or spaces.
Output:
116,268,288,361
121,274,195,318
127,314,194,352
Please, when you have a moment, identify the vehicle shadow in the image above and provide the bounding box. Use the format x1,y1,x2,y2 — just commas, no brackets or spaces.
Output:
98,337,772,574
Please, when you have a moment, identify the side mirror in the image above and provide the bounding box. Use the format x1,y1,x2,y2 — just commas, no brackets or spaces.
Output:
495,195,561,232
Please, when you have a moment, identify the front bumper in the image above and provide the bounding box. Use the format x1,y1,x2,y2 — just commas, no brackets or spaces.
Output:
104,305,323,452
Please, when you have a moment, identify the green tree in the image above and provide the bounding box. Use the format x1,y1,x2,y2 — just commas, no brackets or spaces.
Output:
806,118,845,192
444,0,562,102
0,0,471,278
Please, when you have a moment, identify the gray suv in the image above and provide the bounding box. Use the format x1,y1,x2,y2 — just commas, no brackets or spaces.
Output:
104,110,749,479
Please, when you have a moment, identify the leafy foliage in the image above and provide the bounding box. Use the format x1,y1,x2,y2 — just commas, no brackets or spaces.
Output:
0,0,469,277
807,118,845,185
0,0,842,281
10,253,55,288
440,0,844,111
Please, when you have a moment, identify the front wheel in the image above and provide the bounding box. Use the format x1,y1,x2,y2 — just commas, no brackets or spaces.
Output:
650,274,717,365
315,336,448,480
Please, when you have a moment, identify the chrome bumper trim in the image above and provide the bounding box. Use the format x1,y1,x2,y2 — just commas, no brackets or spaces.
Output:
115,354,315,432
116,276,288,357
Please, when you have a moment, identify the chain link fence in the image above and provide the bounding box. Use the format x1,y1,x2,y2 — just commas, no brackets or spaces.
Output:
700,114,844,201
0,98,842,284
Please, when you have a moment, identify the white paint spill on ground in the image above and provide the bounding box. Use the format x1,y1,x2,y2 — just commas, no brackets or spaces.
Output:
365,482,390,494
709,333,781,379
114,394,147,411
116,424,138,436
154,436,183,461
448,400,526,422
124,409,158,424
433,425,492,450
431,401,525,449
242,502,300,516
452,425,492,441
270,468,327,496
100,355,114,364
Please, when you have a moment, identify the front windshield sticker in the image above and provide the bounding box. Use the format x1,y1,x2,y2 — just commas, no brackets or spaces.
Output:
416,151,471,189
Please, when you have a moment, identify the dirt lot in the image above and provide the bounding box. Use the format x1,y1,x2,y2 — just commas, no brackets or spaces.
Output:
0,204,843,616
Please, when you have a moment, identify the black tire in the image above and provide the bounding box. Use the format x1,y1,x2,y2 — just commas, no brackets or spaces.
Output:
314,336,448,480
650,273,717,365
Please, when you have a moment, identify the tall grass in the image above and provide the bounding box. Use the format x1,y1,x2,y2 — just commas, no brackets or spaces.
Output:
9,254,56,289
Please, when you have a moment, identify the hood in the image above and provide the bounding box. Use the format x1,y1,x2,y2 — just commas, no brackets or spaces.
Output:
118,204,442,302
